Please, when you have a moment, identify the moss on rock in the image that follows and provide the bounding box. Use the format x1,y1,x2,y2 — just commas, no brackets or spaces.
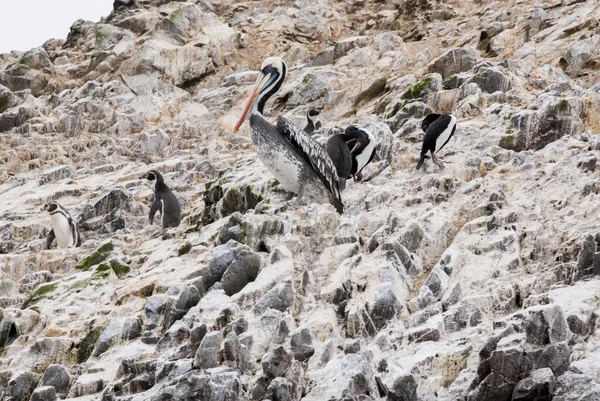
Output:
21,282,58,309
178,242,192,256
75,242,114,271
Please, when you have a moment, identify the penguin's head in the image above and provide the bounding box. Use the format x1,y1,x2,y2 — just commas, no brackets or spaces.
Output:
141,169,165,185
421,113,442,132
41,202,59,212
141,171,157,181
308,106,324,117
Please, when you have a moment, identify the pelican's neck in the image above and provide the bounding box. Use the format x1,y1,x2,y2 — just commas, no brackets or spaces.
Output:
252,63,287,119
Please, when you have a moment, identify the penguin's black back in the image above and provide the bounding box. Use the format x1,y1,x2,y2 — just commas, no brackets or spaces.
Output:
420,113,456,156
155,180,181,228
326,135,352,188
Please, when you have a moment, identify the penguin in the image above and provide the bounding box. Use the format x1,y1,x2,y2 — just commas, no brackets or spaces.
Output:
344,125,377,182
326,133,353,191
304,106,324,134
416,113,457,170
141,170,181,228
41,202,81,249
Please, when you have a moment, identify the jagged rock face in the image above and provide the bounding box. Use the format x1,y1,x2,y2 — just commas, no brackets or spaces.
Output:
1,0,600,400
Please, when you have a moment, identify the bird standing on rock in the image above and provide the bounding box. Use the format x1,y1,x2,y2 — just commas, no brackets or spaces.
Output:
416,113,457,170
344,125,377,182
234,57,345,214
304,106,324,134
141,170,181,228
326,125,377,186
41,202,81,249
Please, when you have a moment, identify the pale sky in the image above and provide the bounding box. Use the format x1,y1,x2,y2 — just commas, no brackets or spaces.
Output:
0,0,114,54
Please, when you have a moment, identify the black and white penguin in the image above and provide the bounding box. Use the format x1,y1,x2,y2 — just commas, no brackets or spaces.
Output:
304,106,324,134
326,133,353,191
41,202,81,249
345,125,377,182
141,170,181,228
416,113,457,170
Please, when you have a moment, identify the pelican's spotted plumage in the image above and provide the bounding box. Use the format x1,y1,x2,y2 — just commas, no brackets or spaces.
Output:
234,57,344,213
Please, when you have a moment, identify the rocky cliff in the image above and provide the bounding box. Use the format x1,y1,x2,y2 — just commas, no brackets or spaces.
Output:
1,0,600,400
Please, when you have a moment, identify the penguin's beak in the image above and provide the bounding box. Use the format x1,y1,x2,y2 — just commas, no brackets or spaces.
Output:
40,204,48,212
314,106,324,114
234,71,277,133
350,141,362,155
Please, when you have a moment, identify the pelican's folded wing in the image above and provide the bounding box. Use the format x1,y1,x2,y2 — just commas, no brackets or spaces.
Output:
277,117,344,212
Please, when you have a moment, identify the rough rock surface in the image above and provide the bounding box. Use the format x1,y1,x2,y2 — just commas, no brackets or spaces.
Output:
1,0,600,400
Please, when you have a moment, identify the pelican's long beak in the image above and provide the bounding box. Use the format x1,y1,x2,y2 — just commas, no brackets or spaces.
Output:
350,141,362,155
234,72,272,133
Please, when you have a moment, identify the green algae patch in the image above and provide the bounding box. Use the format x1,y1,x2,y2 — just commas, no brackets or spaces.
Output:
402,76,433,100
22,282,58,309
92,260,130,280
178,242,192,256
75,242,114,271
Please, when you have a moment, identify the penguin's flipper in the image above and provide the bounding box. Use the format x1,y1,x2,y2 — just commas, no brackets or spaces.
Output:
45,229,56,250
149,198,162,225
70,219,81,247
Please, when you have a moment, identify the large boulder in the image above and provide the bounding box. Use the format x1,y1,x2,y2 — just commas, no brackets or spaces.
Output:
428,47,478,78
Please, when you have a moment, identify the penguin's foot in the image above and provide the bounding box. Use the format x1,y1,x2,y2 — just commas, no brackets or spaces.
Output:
432,154,445,169
355,172,363,182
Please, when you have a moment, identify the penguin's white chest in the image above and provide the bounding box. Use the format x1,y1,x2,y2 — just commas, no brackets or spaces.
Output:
51,213,73,249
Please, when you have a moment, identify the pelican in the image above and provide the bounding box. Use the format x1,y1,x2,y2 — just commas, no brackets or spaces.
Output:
304,106,324,134
234,57,344,213
416,113,457,170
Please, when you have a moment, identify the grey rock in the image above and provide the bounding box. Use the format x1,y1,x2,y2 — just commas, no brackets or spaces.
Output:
30,386,58,401
407,326,441,343
312,48,334,66
143,294,175,330
39,165,73,185
193,331,222,369
140,128,169,155
428,47,478,78
265,377,294,401
222,331,240,367
333,36,370,60
92,319,122,357
499,106,582,152
149,369,242,401
261,346,292,378
477,22,508,54
0,105,36,132
286,71,330,108
512,368,555,401
253,279,294,314
0,64,50,96
20,47,53,71
121,316,142,341
524,304,572,345
373,32,404,54
82,185,132,220
385,101,432,132
0,84,18,113
5,371,40,401
343,338,361,354
39,364,70,396
559,35,600,77
290,328,314,362
208,240,262,295
369,283,402,329
387,373,418,401
471,66,512,93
